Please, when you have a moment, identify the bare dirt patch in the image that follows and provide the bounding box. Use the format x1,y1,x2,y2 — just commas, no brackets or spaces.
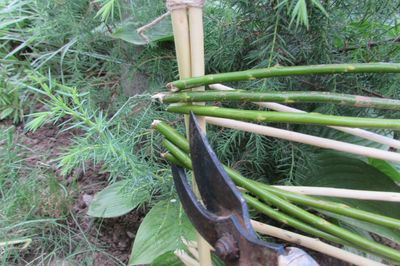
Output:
11,122,145,265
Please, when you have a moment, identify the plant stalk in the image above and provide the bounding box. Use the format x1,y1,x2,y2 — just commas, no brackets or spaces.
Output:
170,3,211,264
272,186,400,202
205,116,400,163
157,126,400,262
254,183,400,230
161,142,400,262
167,63,400,91
251,220,385,266
210,84,400,149
167,104,400,130
161,151,348,246
160,90,400,110
156,121,400,227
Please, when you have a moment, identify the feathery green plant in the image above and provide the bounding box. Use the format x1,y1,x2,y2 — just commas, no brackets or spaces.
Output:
24,72,176,211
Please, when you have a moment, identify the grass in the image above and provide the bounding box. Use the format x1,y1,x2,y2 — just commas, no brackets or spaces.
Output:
0,126,126,265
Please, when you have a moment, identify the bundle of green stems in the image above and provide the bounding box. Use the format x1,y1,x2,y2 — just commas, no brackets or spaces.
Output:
152,120,400,263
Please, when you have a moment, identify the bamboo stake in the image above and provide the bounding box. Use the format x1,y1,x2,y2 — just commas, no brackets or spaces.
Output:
251,220,386,266
204,116,400,162
187,2,212,264
170,8,191,79
255,183,400,230
156,122,400,261
156,116,400,163
159,90,400,110
161,140,400,262
162,151,397,261
167,104,400,130
162,142,400,238
168,2,211,265
273,186,400,202
162,150,350,247
154,120,400,200
210,83,400,149
243,194,349,246
167,63,400,91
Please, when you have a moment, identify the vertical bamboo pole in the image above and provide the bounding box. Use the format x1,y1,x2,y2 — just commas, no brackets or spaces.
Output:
169,1,211,264
170,9,191,79
188,4,212,265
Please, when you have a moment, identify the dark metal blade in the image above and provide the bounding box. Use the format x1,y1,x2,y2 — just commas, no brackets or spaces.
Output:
189,113,255,235
171,165,284,266
171,165,220,245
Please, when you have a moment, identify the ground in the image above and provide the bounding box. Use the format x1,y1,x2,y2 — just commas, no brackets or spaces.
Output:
1,121,144,265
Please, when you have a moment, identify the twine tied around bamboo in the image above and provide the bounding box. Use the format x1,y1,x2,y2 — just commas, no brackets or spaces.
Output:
166,0,205,10
137,0,205,43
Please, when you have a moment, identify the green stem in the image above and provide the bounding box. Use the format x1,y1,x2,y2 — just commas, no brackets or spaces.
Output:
161,149,347,246
167,63,400,91
162,139,192,169
167,104,400,130
161,90,400,111
156,124,400,262
162,143,400,262
225,165,400,262
162,152,184,167
153,120,190,153
244,194,350,246
253,182,400,230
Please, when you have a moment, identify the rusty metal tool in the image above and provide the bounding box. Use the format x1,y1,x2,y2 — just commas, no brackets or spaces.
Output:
171,113,319,266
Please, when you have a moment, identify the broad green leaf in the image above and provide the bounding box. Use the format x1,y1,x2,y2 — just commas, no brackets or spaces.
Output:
112,19,173,45
315,123,392,151
151,251,183,266
88,180,143,218
151,251,225,266
368,158,400,185
297,152,400,243
129,200,196,265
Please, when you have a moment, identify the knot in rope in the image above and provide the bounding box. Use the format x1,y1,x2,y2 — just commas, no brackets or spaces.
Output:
166,0,205,10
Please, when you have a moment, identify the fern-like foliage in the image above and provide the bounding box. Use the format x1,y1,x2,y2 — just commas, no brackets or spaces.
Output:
24,72,176,207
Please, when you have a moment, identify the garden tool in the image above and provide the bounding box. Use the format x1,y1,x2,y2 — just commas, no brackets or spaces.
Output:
171,113,319,266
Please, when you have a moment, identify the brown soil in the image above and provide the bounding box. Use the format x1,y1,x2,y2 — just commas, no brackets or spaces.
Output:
11,122,145,265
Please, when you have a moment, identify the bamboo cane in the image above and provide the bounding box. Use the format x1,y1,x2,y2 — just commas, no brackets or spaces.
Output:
161,140,400,262
250,220,386,266
156,114,400,163
273,186,400,202
168,2,211,264
204,116,400,162
187,2,212,263
155,123,400,260
167,104,400,130
158,90,400,110
154,120,400,200
210,83,400,149
174,173,385,266
161,150,349,246
162,152,398,262
155,122,400,227
253,182,400,230
167,63,400,91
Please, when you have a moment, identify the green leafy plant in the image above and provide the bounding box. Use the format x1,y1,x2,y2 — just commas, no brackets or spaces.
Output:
24,73,172,213
129,200,196,265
